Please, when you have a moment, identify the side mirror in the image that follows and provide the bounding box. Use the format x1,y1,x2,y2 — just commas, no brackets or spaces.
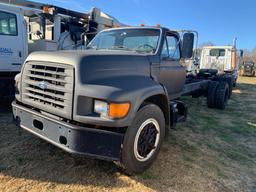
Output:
182,33,194,59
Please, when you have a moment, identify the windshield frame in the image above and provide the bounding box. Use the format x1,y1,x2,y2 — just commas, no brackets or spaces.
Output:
87,27,163,55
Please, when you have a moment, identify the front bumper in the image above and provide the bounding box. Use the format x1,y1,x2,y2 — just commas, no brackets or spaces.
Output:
12,101,124,161
243,70,254,76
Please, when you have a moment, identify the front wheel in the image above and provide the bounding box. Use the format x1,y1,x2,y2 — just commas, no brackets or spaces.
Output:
119,103,165,175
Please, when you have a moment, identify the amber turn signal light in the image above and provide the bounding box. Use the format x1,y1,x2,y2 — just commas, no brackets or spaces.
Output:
108,103,130,119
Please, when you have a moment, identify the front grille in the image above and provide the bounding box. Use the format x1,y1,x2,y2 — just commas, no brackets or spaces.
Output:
244,66,252,73
21,61,74,119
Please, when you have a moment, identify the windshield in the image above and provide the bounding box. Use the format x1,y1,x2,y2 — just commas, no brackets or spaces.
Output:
87,28,160,54
245,62,254,66
209,49,226,57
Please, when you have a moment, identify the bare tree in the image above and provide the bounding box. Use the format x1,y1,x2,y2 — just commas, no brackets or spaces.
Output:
243,48,256,63
200,41,215,48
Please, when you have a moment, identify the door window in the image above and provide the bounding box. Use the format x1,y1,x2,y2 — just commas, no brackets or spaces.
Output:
161,35,180,59
0,11,17,36
161,39,169,58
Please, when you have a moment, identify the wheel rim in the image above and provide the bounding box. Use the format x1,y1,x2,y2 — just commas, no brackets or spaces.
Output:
134,118,160,162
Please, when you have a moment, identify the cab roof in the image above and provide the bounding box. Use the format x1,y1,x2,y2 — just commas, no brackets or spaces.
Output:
203,46,234,49
101,26,179,35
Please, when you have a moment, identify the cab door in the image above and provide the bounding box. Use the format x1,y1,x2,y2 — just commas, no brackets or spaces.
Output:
158,33,186,99
0,9,25,72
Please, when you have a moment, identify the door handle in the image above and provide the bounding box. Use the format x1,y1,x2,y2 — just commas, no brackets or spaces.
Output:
19,51,22,57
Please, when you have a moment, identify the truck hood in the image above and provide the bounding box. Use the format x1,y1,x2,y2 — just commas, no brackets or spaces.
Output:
26,50,148,67
25,50,151,84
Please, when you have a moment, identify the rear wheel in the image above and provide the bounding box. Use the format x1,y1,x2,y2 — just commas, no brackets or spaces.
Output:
207,81,219,108
215,76,233,98
226,77,233,98
215,82,229,109
119,103,165,175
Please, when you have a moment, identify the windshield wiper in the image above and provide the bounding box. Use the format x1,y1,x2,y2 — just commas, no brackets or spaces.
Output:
87,46,143,53
135,49,155,54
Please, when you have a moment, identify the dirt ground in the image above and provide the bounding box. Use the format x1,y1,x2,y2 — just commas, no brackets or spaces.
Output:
0,76,255,192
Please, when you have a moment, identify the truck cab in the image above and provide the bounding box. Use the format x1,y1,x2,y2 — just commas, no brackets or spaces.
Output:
200,46,237,73
0,6,26,72
0,4,28,100
199,45,243,88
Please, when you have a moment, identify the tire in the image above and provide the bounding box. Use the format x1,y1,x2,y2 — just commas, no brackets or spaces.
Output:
119,103,165,175
215,82,229,110
226,77,233,98
207,81,219,108
215,76,233,99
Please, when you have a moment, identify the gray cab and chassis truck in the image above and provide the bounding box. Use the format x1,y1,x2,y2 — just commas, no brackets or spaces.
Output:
12,27,232,174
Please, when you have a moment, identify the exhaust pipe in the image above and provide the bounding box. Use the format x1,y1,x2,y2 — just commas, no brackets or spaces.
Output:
233,37,237,48
232,37,237,71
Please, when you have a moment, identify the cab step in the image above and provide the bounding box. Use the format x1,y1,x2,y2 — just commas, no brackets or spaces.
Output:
170,100,188,127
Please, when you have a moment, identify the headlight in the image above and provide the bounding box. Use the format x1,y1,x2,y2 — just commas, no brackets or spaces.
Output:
94,100,109,117
94,100,130,119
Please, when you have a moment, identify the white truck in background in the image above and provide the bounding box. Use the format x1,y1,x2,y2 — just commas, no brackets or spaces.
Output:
199,44,243,86
0,0,125,101
183,39,243,100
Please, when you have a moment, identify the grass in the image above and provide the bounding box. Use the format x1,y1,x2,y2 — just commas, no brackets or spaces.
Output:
0,76,256,192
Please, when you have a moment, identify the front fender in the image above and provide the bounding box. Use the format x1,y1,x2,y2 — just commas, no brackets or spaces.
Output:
73,75,167,127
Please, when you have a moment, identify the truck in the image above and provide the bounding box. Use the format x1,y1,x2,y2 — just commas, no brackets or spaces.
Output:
198,42,243,88
0,0,125,101
12,26,232,174
240,61,255,77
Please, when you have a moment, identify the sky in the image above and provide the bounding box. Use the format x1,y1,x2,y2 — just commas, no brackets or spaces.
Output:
33,0,256,50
